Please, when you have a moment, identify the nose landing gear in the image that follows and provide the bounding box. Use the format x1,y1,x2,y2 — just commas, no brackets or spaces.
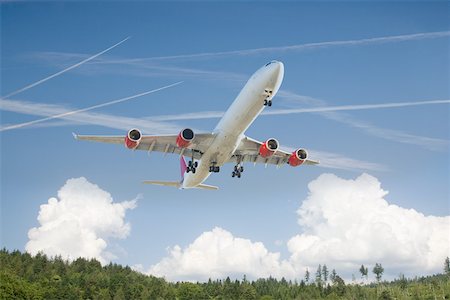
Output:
263,89,273,107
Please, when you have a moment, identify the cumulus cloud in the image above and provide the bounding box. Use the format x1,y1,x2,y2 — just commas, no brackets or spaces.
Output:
147,173,449,281
287,173,450,278
26,177,136,264
148,227,294,281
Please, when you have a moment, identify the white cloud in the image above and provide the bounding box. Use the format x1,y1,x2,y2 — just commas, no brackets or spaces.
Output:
26,177,137,264
148,227,294,281
287,173,450,278
146,173,449,281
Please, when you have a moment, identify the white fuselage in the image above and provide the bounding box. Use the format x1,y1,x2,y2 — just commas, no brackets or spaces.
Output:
182,61,284,188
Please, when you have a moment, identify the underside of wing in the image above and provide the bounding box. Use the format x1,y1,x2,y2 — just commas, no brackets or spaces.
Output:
74,129,216,160
230,136,319,167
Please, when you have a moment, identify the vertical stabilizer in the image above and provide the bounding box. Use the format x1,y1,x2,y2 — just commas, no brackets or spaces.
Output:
180,156,187,180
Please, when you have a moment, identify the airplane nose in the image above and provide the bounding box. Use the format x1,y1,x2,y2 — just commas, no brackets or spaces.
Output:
273,61,284,75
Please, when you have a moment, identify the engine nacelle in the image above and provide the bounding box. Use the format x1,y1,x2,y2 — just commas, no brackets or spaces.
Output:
124,128,142,149
259,138,279,158
176,128,195,148
288,148,308,167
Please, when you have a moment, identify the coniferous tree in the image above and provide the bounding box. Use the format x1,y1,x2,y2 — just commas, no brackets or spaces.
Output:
304,269,310,284
322,265,329,284
444,257,450,276
316,264,322,286
330,269,337,284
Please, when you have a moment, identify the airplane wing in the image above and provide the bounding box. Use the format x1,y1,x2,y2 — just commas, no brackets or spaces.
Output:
74,132,216,160
230,136,319,167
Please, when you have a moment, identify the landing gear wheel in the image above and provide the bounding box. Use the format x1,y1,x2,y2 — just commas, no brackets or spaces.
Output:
194,162,198,168
268,100,272,107
240,166,244,172
232,172,235,178
264,99,268,106
192,168,196,174
237,173,241,178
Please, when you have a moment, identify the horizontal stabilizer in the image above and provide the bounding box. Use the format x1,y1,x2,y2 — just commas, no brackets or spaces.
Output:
142,181,181,188
196,184,219,190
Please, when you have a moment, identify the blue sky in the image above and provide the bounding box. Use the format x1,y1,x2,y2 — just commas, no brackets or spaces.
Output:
1,1,449,281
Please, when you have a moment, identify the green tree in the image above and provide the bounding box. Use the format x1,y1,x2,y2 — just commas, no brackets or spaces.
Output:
444,257,450,276
239,282,257,300
332,275,346,296
316,264,322,287
330,269,337,284
322,265,329,284
359,264,368,281
177,282,205,300
304,269,310,284
373,263,384,282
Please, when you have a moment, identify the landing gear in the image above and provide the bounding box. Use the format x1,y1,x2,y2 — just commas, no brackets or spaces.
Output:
232,164,244,178
186,160,198,173
209,163,220,173
209,166,220,173
263,99,272,106
263,89,273,107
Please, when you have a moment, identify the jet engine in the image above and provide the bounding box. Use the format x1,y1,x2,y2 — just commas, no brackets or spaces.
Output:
259,138,279,158
125,128,142,149
288,148,308,166
176,128,195,148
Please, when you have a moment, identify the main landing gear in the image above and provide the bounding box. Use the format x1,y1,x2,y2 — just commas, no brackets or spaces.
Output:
209,165,220,173
186,160,198,174
232,164,244,178
263,89,273,107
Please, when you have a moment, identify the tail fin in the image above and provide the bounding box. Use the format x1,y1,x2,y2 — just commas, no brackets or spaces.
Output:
180,156,187,180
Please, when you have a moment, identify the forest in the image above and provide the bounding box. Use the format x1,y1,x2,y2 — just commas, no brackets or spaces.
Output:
1,249,449,299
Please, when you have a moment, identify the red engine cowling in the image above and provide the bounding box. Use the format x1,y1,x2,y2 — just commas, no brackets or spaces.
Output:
288,148,308,167
124,128,142,149
176,128,195,148
259,138,279,158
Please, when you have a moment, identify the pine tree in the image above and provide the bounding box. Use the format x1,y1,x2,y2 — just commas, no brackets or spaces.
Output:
304,269,310,284
330,269,337,284
444,257,450,276
315,264,322,287
322,265,329,284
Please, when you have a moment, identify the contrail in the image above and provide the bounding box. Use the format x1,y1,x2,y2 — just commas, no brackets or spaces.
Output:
111,31,450,62
2,37,130,98
262,99,450,116
146,99,450,121
0,81,183,131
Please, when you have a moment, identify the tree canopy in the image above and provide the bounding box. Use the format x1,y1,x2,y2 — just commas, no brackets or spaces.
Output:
1,249,449,300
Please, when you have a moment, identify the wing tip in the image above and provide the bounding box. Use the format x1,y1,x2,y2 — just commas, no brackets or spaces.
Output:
72,132,78,140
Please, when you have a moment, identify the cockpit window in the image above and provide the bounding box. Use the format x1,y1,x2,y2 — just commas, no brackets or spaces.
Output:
265,60,277,67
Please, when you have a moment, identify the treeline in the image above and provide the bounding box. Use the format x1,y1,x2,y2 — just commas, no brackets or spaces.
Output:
1,248,449,300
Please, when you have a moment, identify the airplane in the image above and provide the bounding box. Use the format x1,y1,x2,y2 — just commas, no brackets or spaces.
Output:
74,61,319,190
